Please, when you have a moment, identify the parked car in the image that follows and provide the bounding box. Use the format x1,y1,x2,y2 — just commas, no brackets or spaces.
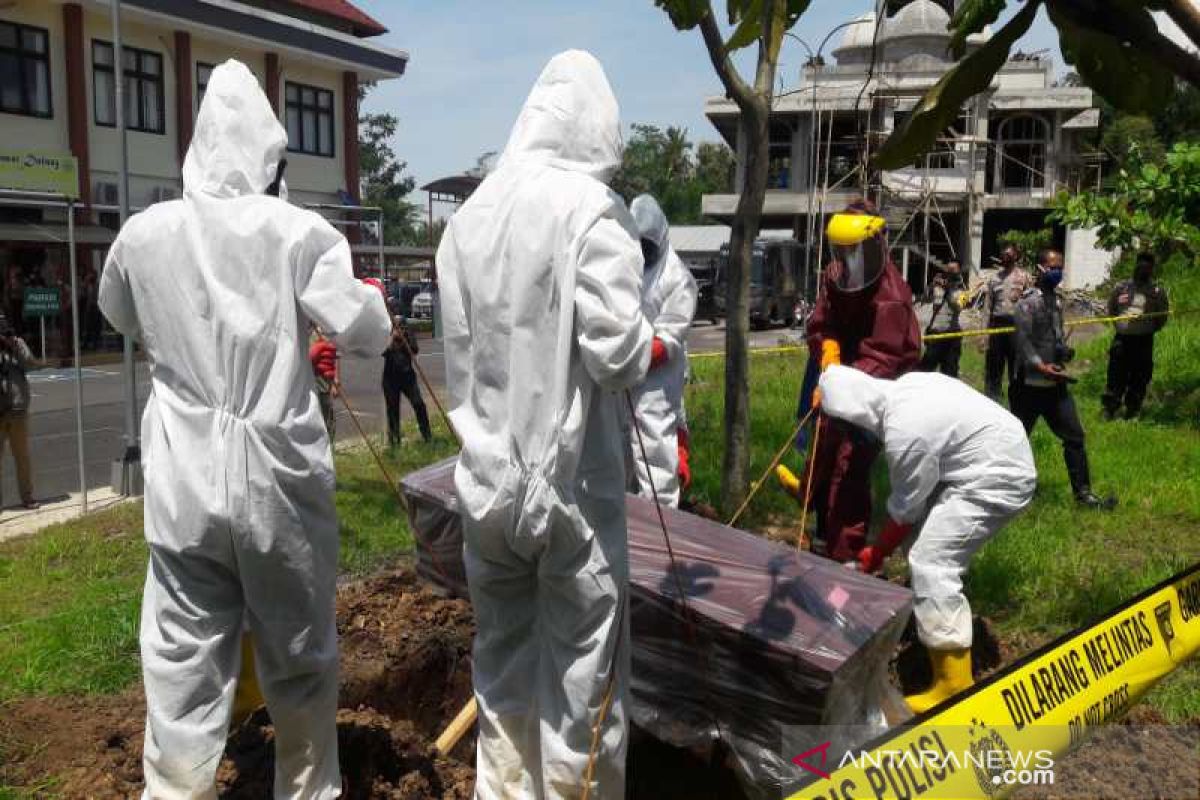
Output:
392,281,426,317
409,283,435,319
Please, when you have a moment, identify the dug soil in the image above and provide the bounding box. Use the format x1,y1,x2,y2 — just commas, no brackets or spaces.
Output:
1013,706,1200,800
3,569,1195,798
2,570,478,799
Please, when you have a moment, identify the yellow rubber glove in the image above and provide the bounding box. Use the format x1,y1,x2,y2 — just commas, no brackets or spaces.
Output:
820,339,842,371
776,464,802,499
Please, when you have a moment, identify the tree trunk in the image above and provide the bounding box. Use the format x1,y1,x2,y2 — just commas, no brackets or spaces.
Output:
720,101,770,513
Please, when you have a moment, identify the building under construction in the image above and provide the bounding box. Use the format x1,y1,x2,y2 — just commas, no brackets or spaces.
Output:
701,0,1111,291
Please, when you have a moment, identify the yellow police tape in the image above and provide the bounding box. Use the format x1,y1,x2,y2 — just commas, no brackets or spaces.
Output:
785,563,1200,800
688,309,1191,359
922,309,1181,343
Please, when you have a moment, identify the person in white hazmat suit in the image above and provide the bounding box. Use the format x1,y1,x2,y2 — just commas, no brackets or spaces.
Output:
436,51,653,799
98,59,391,799
627,195,698,509
817,364,1036,714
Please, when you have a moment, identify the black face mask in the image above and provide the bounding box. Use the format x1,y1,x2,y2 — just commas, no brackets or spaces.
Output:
641,239,660,270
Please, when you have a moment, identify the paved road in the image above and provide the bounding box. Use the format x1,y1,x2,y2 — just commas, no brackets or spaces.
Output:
4,321,787,507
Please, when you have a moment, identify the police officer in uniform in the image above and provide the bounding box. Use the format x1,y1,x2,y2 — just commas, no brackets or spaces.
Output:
1010,249,1115,510
984,245,1029,400
1102,252,1169,420
919,259,968,377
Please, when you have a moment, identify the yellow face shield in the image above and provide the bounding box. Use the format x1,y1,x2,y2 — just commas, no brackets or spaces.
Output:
827,213,886,247
826,213,887,292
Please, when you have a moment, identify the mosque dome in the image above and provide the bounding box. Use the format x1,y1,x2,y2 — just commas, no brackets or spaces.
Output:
881,0,952,43
831,12,878,64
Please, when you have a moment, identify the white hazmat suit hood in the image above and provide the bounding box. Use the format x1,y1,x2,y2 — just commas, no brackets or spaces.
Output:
499,50,623,182
439,50,652,799
627,194,697,507
182,60,287,197
818,361,889,442
100,58,391,799
819,365,1035,649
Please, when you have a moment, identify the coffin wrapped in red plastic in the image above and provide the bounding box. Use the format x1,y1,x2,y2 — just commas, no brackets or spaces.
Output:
400,457,912,796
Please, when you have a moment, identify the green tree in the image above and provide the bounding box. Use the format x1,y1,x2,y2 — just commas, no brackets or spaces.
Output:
654,0,812,511
610,124,734,223
466,150,498,179
998,227,1054,267
1100,115,1166,172
1050,141,1200,258
876,0,1200,169
612,123,682,201
358,85,421,245
1155,79,1200,145
695,140,736,195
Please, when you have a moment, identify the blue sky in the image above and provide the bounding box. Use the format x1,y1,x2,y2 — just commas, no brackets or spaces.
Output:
351,1,1177,191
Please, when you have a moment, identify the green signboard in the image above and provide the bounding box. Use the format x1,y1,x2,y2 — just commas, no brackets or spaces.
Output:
0,149,80,199
23,287,61,319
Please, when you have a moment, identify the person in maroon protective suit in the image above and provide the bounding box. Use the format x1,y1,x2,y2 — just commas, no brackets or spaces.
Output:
778,199,921,563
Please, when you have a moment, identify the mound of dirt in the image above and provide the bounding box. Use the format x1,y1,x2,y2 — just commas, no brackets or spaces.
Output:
1013,706,1200,800
337,569,476,747
1,570,477,799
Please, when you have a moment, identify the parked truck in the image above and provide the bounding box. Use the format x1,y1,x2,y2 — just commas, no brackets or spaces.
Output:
714,238,819,329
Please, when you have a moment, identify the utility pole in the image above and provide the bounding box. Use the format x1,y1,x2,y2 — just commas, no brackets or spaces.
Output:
110,0,142,495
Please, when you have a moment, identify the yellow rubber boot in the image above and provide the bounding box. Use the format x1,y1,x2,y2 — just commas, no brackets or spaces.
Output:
230,635,265,729
905,647,973,715
776,464,802,499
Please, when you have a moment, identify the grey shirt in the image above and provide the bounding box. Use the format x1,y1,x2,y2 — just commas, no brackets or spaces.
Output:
0,337,35,413
987,266,1030,321
1013,288,1065,387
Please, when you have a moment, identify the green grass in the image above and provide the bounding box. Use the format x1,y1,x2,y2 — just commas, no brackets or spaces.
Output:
0,504,145,700
684,345,809,529
0,415,456,702
334,416,459,575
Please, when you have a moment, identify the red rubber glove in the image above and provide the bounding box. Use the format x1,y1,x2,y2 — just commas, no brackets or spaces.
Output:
858,518,913,573
676,427,691,491
362,277,386,302
650,337,669,369
309,340,337,381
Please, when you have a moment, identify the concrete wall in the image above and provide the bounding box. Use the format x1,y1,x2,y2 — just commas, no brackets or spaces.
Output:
1064,226,1113,289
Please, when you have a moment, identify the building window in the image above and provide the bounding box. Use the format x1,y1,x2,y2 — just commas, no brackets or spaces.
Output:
93,40,164,134
285,82,334,157
767,121,792,189
996,114,1048,190
0,21,51,118
196,62,213,110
